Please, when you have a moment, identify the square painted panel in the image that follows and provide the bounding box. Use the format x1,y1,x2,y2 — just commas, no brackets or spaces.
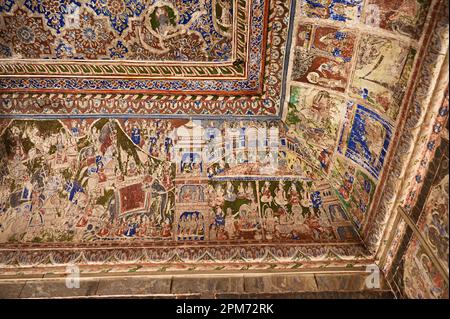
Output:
338,103,393,179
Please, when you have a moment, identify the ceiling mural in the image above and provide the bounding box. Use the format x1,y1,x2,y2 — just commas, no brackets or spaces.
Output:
337,103,393,180
404,230,449,299
1,0,235,61
0,0,448,286
329,156,376,232
350,36,415,121
0,118,360,245
417,173,449,275
300,0,363,23
0,0,270,97
282,0,438,242
364,0,448,266
0,117,370,272
0,0,291,117
385,102,449,298
291,24,356,93
363,0,432,39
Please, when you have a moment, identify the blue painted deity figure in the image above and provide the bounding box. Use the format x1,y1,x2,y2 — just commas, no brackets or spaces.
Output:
66,181,84,202
363,178,372,194
21,182,32,201
319,149,330,171
214,207,226,226
164,137,172,153
71,126,80,137
311,191,323,209
358,198,368,214
131,126,141,145
124,221,138,237
95,155,104,169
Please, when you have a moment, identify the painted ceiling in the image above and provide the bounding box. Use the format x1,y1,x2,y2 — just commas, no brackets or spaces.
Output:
0,0,448,285
0,0,271,98
1,0,236,61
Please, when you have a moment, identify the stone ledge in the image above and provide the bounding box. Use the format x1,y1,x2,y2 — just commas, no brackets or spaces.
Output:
0,271,392,298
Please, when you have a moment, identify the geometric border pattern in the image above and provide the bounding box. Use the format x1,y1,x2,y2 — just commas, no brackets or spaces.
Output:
0,0,295,117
